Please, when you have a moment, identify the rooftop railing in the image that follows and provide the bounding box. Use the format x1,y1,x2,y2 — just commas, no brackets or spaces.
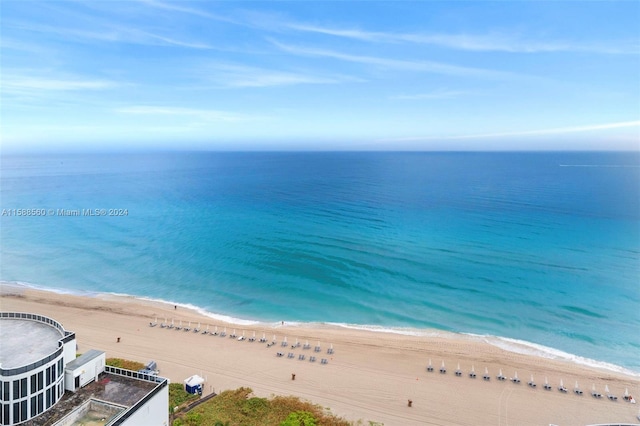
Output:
0,312,76,376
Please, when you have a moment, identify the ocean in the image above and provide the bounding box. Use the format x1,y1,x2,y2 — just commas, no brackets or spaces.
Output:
1,151,639,373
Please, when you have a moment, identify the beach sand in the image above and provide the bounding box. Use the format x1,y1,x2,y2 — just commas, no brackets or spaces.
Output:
1,287,638,426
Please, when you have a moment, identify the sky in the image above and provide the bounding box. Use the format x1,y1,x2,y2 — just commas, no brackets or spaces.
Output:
1,0,639,152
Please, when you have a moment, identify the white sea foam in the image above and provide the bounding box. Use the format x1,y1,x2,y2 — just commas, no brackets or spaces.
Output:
463,333,640,378
326,322,452,338
121,295,263,327
0,280,99,297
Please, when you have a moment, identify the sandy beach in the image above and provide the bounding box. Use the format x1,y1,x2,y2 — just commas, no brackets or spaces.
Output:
1,286,638,426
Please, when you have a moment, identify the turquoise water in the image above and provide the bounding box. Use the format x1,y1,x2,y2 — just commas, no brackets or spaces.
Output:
1,151,639,372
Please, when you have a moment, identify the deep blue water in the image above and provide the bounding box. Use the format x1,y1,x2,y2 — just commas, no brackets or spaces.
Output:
1,151,639,371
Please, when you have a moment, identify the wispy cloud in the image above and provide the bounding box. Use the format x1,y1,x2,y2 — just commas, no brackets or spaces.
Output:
2,74,117,92
116,106,252,122
203,64,361,88
381,121,640,142
287,23,639,54
137,0,238,24
9,21,213,49
0,37,51,54
391,89,479,100
271,40,518,79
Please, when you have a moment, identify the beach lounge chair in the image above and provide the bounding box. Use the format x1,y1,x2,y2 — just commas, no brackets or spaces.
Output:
288,352,294,359
175,320,182,331
276,352,284,357
439,361,446,374
483,367,490,381
574,381,583,395
496,369,506,381
249,332,256,342
309,356,316,362
303,341,311,350
314,342,321,352
168,319,175,329
623,388,636,403
321,358,328,364
259,333,267,343
528,375,536,388
184,322,191,332
510,372,520,383
591,384,602,398
455,363,462,376
543,377,552,390
161,318,168,328
149,317,157,327
282,337,288,347
220,328,227,337
605,385,617,401
469,365,476,378
298,354,305,361
558,379,567,393
426,359,434,372
327,344,334,354
230,329,237,338
238,335,245,341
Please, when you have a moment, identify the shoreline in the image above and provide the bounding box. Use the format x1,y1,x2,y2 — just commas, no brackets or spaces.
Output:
1,283,639,425
2,280,638,378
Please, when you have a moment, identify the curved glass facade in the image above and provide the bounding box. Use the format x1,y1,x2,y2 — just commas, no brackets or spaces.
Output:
0,313,75,425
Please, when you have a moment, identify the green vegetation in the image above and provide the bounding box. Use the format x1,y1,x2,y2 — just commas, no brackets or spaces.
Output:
105,358,145,371
169,382,200,412
172,387,349,426
280,411,318,426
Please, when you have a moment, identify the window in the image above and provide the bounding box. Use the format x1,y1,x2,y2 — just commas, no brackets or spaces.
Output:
12,382,19,401
37,372,43,391
20,378,27,398
13,403,19,423
20,401,26,421
37,393,43,413
46,367,51,386
30,375,36,395
2,404,8,425
46,389,51,409
52,364,56,381
2,382,8,402
30,396,36,417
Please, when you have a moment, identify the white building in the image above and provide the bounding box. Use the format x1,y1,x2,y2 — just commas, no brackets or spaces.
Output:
0,312,169,426
64,349,105,393
0,313,75,425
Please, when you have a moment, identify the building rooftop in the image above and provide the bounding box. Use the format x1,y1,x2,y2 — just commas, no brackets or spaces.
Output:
0,318,63,369
20,371,163,426
66,349,105,371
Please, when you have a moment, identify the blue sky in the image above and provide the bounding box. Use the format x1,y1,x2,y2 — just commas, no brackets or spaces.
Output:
1,1,639,151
